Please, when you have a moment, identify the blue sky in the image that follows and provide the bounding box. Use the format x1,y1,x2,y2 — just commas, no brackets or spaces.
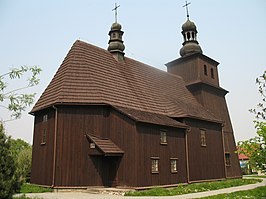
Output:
1,0,266,143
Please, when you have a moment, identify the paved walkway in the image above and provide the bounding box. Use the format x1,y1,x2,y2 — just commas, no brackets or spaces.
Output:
18,178,266,199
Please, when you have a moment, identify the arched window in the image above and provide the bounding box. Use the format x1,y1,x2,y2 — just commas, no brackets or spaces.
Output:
187,32,191,40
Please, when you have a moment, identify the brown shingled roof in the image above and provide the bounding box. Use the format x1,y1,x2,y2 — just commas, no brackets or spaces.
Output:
31,40,220,123
86,134,124,156
113,106,187,128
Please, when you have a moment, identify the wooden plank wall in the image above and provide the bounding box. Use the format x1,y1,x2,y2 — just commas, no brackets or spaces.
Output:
55,105,107,186
184,118,226,181
31,105,190,187
53,105,137,187
31,108,55,186
193,87,242,178
136,124,187,187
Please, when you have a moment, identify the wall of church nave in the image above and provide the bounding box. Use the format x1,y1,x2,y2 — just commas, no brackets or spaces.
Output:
31,108,55,186
184,118,226,182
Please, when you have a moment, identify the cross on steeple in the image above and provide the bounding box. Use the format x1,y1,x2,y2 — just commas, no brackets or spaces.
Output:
183,1,191,20
112,3,120,23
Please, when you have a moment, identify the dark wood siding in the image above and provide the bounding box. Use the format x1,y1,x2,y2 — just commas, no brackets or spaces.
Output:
52,105,137,187
55,105,109,186
167,54,242,179
31,108,55,186
189,86,241,178
136,124,187,187
108,109,137,186
184,118,226,181
224,132,242,178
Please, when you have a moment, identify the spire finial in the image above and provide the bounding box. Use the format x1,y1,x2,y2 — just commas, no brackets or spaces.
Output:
183,1,191,20
112,3,120,23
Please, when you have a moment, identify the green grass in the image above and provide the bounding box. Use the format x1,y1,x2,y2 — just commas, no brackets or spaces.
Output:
19,183,53,193
125,178,262,196
200,185,266,199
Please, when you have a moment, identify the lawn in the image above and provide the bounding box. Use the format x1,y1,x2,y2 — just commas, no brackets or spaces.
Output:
200,185,266,199
13,184,52,199
125,178,262,196
19,183,53,193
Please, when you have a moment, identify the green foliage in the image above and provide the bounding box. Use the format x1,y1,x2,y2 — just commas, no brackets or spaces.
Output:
238,70,266,173
125,178,261,196
0,65,41,120
250,70,266,120
9,138,32,191
0,123,16,199
200,185,266,199
19,183,53,193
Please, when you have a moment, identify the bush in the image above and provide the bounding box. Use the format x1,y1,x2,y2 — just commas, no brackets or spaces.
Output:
0,122,16,199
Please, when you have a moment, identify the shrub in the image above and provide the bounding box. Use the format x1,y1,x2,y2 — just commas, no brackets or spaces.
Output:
0,122,16,199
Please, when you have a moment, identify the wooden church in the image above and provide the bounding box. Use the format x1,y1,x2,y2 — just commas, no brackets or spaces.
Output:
30,8,241,187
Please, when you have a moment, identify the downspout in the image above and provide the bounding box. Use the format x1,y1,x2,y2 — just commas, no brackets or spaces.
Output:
52,106,58,188
185,127,191,183
221,124,227,179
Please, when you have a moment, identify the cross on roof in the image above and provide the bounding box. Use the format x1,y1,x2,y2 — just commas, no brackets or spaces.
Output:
183,1,191,20
112,3,120,23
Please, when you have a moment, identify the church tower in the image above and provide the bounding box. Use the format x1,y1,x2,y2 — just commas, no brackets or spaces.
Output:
166,7,242,178
107,3,125,63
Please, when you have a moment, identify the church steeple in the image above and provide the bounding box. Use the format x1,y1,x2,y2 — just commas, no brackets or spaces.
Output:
179,2,202,57
107,3,125,62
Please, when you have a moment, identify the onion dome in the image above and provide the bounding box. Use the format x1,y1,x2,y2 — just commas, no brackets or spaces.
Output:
182,19,197,32
111,22,122,31
179,19,203,57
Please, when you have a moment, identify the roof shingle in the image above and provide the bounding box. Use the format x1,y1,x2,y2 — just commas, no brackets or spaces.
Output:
86,134,124,156
31,40,220,123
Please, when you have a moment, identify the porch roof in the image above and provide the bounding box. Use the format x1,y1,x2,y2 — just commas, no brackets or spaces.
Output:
86,134,124,156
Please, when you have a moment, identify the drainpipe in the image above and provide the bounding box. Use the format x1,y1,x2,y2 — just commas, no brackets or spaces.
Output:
185,127,191,183
52,106,58,188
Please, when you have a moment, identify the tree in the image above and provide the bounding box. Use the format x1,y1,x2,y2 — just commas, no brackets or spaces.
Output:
250,70,266,120
0,123,16,199
0,65,41,197
238,70,266,173
9,138,32,188
0,65,41,120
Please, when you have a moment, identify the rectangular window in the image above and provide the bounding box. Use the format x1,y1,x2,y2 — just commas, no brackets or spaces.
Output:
204,65,208,76
211,68,214,79
200,129,207,146
170,158,178,173
43,114,48,122
225,153,231,166
160,130,167,144
41,129,47,145
151,157,159,173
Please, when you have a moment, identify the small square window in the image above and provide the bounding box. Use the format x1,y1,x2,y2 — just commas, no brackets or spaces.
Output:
170,158,178,173
200,129,207,147
41,129,47,145
43,114,48,122
160,130,167,144
225,153,231,166
151,157,159,173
